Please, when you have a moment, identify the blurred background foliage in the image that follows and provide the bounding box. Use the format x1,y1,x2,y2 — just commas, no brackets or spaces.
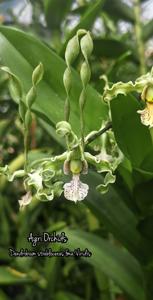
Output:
0,0,153,299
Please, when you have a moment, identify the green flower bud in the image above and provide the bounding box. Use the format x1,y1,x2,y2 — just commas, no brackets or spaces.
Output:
1,66,23,102
9,77,23,102
80,32,93,60
25,110,32,129
56,121,72,136
77,29,87,36
65,35,80,67
70,159,82,174
19,100,26,121
141,85,153,103
80,61,91,86
32,62,44,86
26,86,37,108
63,67,71,93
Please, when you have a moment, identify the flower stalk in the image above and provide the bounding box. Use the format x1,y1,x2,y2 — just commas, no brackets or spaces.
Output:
24,63,44,171
133,0,146,75
79,32,93,149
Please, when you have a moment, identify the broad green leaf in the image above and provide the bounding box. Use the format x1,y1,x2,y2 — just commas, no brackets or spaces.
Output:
38,118,65,147
134,180,153,215
44,0,72,31
44,244,61,294
84,171,152,262
110,94,153,170
65,229,145,300
71,0,135,23
103,0,134,23
93,38,130,59
0,26,108,135
117,157,134,193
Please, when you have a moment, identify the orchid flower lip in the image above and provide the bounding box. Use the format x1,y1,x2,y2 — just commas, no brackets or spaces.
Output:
137,101,153,128
64,173,89,202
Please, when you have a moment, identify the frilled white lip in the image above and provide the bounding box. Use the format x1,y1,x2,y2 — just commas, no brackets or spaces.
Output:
18,191,32,209
64,174,89,203
137,102,153,128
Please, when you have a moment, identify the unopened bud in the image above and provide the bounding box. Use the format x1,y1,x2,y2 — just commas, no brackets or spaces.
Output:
32,62,44,86
26,86,37,108
65,35,80,67
1,66,23,102
80,32,93,60
56,121,72,137
63,68,71,93
80,61,91,86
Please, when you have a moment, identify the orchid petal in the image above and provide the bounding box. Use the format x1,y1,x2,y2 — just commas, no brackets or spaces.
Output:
64,174,89,202
18,191,32,210
137,102,153,128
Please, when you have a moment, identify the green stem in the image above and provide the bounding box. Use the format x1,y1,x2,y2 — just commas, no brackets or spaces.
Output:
24,130,29,172
64,96,70,122
133,0,146,75
79,89,86,149
71,122,112,151
85,122,112,145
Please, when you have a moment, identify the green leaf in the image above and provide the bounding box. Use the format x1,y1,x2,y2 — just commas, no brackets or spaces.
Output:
134,180,153,215
44,0,72,31
0,66,23,102
38,118,65,147
65,229,145,300
110,94,153,169
103,0,134,23
93,38,130,59
84,171,152,262
0,26,108,135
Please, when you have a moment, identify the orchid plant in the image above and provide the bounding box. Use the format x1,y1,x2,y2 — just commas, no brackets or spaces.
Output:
1,29,153,210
